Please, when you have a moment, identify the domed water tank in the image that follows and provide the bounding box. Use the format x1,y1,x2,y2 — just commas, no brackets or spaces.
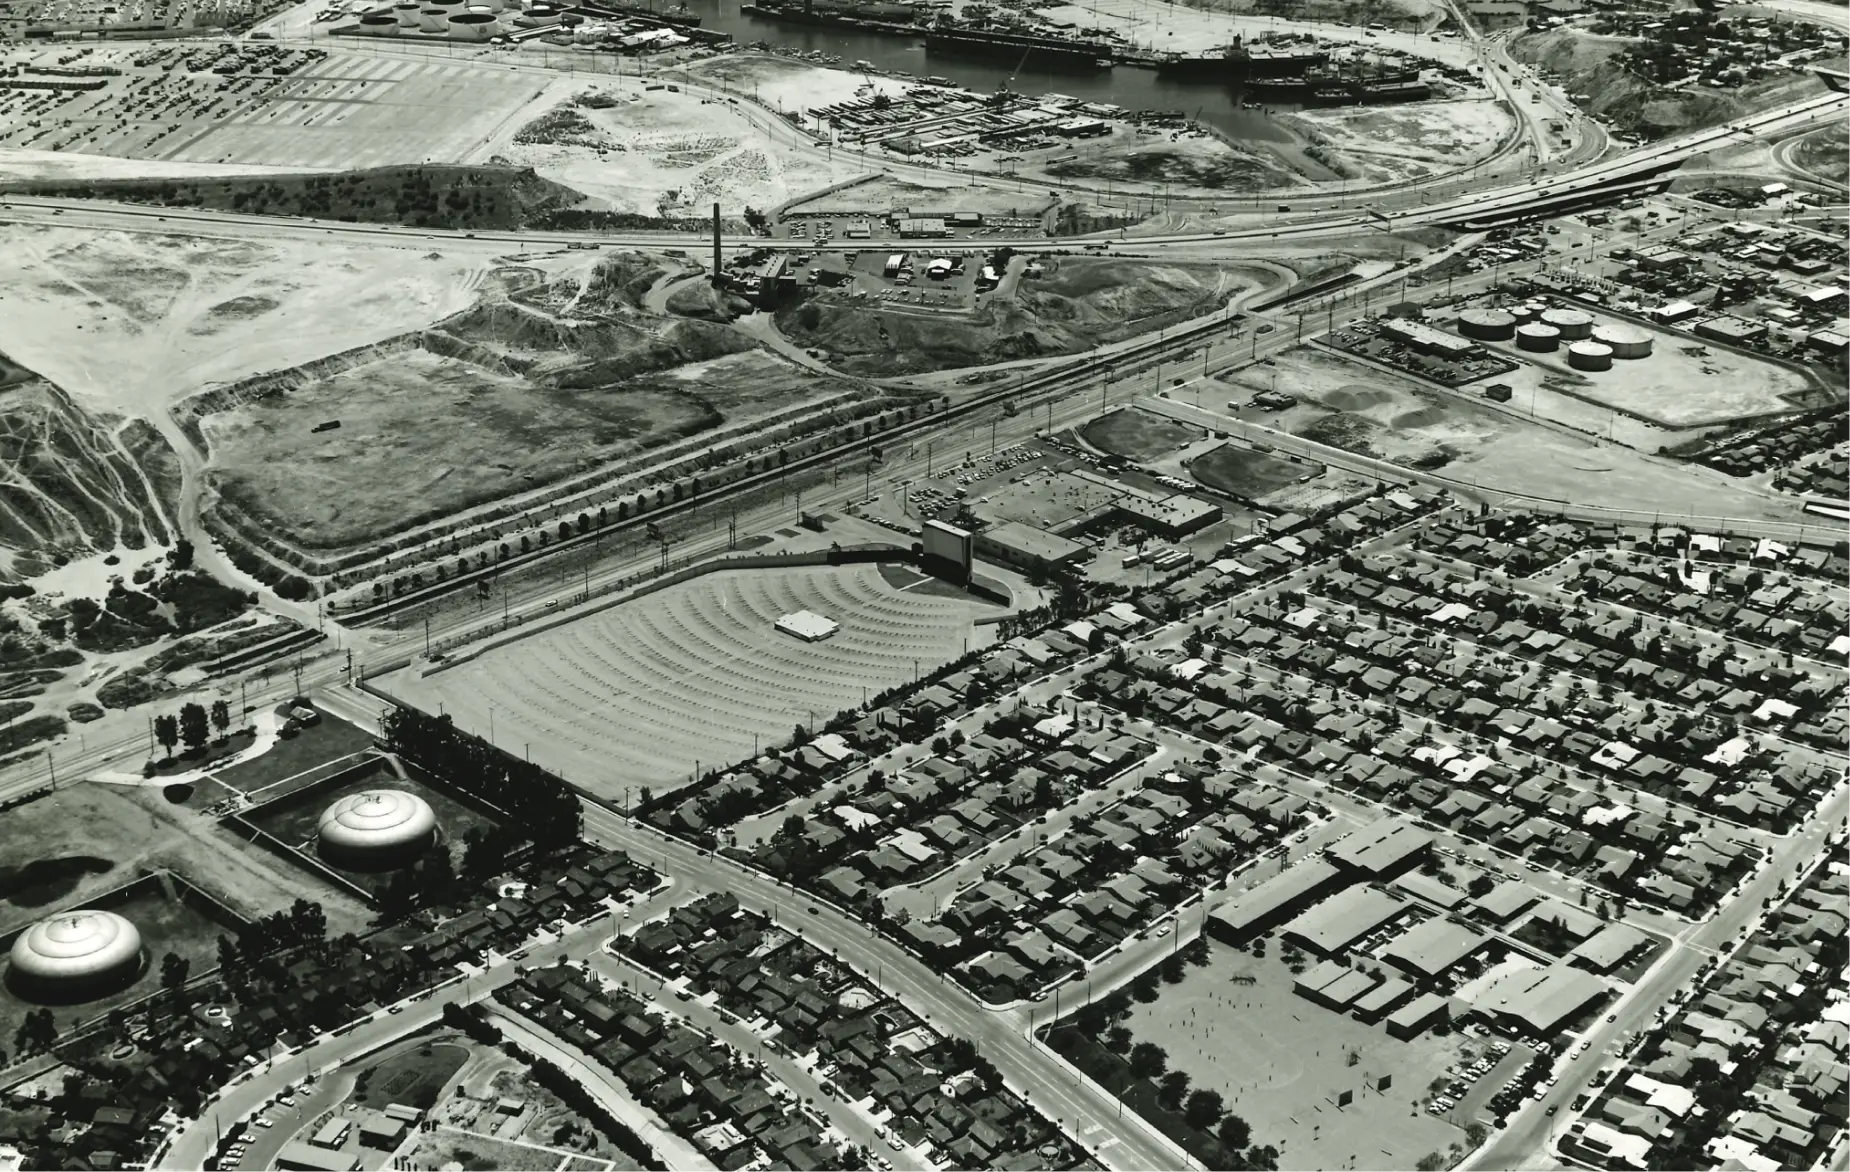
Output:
8,910,145,1000
318,790,438,869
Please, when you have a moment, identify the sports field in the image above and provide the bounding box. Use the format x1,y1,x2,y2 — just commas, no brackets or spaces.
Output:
1121,942,1466,1171
377,564,1003,798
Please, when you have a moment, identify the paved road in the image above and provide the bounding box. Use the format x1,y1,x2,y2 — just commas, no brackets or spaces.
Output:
156,883,697,1170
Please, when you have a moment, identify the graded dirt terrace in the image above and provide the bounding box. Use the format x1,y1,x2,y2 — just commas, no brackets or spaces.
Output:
1282,99,1518,183
0,224,487,418
376,563,1003,798
198,312,860,549
487,73,860,219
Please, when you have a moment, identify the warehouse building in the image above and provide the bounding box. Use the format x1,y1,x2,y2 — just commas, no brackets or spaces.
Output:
1327,818,1433,879
973,521,1090,575
1282,887,1409,957
1109,492,1223,538
1206,858,1345,944
1383,919,1492,983
1470,879,1540,925
1380,319,1479,358
1694,315,1768,346
1464,963,1608,1038
1567,923,1651,974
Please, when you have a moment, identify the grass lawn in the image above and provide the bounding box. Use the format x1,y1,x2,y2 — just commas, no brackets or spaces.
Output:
1110,942,1468,1171
1189,442,1322,502
353,1040,471,1111
1082,409,1206,463
207,715,378,796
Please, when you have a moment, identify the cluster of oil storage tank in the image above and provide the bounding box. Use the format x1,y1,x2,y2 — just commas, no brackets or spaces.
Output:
355,0,508,36
1457,303,1654,370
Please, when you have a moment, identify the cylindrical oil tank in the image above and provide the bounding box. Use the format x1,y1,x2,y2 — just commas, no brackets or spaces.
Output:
1457,308,1517,342
1540,308,1594,339
1516,323,1560,352
475,0,503,12
418,5,446,30
1592,323,1653,359
1509,305,1535,323
517,4,557,23
359,12,399,31
1568,341,1614,371
465,3,494,14
448,10,496,37
392,2,420,25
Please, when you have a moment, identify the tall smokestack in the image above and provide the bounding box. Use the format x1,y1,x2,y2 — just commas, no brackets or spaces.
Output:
711,202,722,286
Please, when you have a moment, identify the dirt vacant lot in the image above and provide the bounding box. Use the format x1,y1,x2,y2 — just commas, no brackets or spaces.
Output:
1189,442,1319,501
201,318,857,549
1083,409,1207,463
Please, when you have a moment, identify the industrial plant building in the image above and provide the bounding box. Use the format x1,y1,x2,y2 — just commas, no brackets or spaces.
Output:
973,521,1089,575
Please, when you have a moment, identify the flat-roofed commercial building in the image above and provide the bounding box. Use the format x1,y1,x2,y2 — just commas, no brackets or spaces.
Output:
974,521,1090,574
1465,963,1609,1038
1386,991,1450,1039
1282,887,1409,957
1383,919,1491,983
1327,818,1433,879
1206,858,1344,944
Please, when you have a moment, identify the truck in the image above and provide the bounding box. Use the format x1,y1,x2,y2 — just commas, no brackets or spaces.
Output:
883,253,907,278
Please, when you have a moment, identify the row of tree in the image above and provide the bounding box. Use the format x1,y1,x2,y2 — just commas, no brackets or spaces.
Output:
152,698,234,759
380,706,582,853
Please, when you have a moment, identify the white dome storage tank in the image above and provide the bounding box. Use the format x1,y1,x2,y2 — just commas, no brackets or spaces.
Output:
318,790,438,869
1540,308,1594,339
1515,323,1560,352
1592,323,1653,359
8,910,145,1000
1457,308,1517,341
1567,341,1613,371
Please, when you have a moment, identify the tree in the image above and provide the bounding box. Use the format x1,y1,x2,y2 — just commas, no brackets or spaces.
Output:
1158,1069,1190,1109
1467,873,1496,899
210,698,232,741
160,952,191,1014
1127,1042,1167,1080
179,702,209,753
1216,1114,1251,1152
1184,1088,1225,1130
168,538,195,571
418,846,457,908
154,713,179,759
1415,1154,1447,1172
289,898,326,947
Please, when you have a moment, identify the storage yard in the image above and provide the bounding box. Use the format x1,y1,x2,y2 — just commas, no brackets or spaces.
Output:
0,43,551,168
375,563,1003,798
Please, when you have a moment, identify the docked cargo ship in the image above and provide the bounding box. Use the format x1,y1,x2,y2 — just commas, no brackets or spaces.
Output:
925,28,1113,70
576,0,700,25
1244,63,1424,103
1158,42,1328,80
740,0,916,30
